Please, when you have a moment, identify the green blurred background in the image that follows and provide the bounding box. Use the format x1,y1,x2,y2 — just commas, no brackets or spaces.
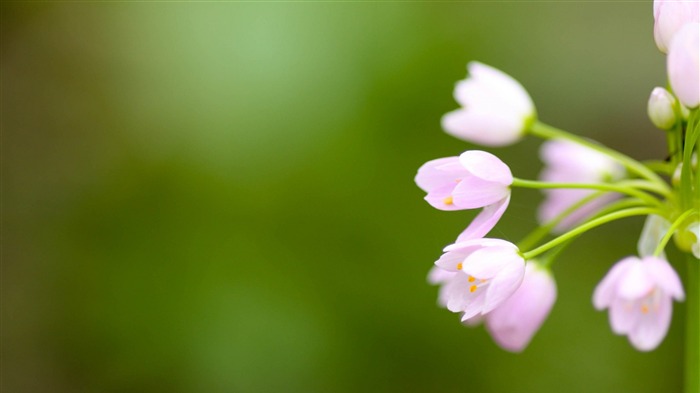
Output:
2,2,685,392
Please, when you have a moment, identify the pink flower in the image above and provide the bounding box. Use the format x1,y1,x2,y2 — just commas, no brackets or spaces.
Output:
485,263,557,352
593,256,684,351
668,23,700,108
442,62,535,146
433,238,525,322
653,0,699,53
537,140,625,233
415,150,513,239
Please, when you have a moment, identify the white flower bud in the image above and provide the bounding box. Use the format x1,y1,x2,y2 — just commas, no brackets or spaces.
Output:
647,87,677,130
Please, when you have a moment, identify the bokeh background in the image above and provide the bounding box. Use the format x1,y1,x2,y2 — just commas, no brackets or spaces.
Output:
2,2,686,392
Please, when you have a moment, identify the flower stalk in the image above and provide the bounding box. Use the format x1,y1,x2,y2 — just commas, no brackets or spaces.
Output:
686,255,699,393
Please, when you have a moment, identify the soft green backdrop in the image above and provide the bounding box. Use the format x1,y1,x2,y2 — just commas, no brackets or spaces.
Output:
2,2,684,392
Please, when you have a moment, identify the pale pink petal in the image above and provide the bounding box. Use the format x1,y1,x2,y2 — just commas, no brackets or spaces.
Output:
452,176,510,209
435,249,470,272
485,265,556,352
425,183,466,211
458,150,513,185
461,313,484,327
442,237,513,252
456,196,510,242
442,109,523,147
460,294,487,320
609,299,640,334
460,246,522,279
654,0,700,53
617,262,656,300
445,274,482,313
467,62,534,114
668,23,700,108
628,295,673,351
593,257,636,309
644,257,685,300
427,266,456,285
415,156,465,192
482,262,526,314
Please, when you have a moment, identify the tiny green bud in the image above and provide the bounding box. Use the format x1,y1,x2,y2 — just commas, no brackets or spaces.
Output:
647,87,677,130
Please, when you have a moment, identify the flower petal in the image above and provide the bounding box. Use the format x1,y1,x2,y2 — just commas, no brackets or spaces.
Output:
458,150,513,185
628,295,673,351
481,262,525,314
459,245,521,279
617,262,655,300
644,257,685,301
415,156,466,192
456,196,510,242
593,257,636,309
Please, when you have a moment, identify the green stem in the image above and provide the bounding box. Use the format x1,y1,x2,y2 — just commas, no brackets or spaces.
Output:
530,122,670,191
521,207,661,260
517,191,608,251
685,255,699,393
653,209,697,257
511,178,662,207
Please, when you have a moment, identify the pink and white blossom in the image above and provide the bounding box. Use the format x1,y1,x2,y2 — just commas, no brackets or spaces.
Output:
485,263,557,352
537,140,625,233
433,238,525,322
653,0,699,53
416,150,513,239
593,256,684,351
668,23,700,108
442,62,535,146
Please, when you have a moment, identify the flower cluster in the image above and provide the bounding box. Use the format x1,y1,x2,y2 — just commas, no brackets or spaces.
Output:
415,0,699,354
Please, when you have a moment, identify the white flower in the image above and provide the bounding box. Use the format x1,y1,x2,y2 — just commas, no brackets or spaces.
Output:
653,0,699,53
594,256,684,351
442,62,535,147
668,23,700,108
433,238,525,321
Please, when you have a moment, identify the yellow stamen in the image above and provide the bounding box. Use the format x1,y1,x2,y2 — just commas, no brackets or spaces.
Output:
443,196,454,205
457,263,463,270
641,305,649,314
469,285,478,293
468,276,475,283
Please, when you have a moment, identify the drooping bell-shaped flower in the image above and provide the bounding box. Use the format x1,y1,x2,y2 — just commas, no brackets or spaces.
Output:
593,256,684,351
433,238,525,322
647,87,678,130
653,0,700,53
537,140,625,233
442,62,536,146
485,263,557,352
415,150,513,239
668,23,700,108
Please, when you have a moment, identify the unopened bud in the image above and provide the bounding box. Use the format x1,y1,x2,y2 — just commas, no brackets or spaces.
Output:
647,87,677,130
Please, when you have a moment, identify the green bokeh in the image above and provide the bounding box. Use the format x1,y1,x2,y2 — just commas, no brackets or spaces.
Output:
2,2,682,393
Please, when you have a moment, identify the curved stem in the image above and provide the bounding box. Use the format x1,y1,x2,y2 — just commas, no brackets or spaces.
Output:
511,178,662,207
521,207,661,260
517,192,603,250
643,159,674,175
530,122,670,191
653,209,697,257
